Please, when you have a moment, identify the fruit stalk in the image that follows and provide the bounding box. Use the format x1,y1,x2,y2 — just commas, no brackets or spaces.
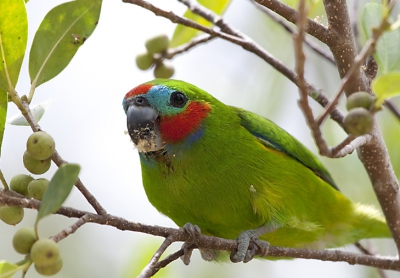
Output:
0,169,9,190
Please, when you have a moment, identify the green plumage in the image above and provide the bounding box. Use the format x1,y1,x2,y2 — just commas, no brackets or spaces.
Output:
126,79,391,258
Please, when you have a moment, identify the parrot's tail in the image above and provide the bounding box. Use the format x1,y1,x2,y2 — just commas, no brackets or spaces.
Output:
351,203,392,239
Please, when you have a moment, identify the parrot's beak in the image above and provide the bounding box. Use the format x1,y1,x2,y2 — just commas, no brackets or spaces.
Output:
126,104,164,153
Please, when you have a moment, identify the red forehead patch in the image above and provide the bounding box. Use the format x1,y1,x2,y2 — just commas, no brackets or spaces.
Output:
125,84,153,98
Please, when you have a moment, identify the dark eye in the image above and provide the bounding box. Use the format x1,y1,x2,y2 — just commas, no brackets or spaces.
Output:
134,96,149,106
170,92,187,108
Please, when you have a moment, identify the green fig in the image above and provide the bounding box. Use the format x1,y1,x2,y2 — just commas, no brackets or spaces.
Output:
145,34,169,54
344,107,374,136
12,227,37,254
23,151,51,175
31,239,60,267
34,257,63,276
10,174,34,196
154,62,175,79
26,132,55,160
28,178,50,200
136,52,154,70
0,206,24,225
346,91,376,111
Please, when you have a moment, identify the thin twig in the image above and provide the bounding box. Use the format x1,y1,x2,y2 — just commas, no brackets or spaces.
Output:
253,0,334,45
20,100,107,215
355,242,388,278
331,135,372,158
138,236,175,278
385,100,400,121
161,35,216,60
252,1,336,65
51,214,90,242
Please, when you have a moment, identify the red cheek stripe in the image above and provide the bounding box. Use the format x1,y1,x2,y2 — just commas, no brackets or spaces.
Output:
160,102,211,143
125,84,153,98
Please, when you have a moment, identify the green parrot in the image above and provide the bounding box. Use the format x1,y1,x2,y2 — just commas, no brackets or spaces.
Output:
122,79,391,262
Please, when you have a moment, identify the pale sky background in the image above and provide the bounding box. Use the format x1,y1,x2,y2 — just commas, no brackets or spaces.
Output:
0,0,397,277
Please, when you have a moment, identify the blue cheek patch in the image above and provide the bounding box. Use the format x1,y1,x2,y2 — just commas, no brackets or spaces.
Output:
184,124,204,147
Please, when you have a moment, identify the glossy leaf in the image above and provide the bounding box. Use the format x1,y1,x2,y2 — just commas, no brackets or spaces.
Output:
0,261,19,278
29,0,102,88
0,0,28,91
36,164,80,224
170,0,231,47
361,2,400,74
372,72,400,108
7,98,54,126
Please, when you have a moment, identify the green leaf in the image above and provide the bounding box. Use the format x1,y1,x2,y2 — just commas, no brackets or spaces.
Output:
0,90,7,157
29,0,102,88
36,164,80,224
360,2,400,74
372,72,400,108
0,0,28,92
170,0,231,47
7,98,53,126
0,261,19,278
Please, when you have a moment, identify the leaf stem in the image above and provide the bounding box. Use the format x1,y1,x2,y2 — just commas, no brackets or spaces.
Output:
0,169,9,190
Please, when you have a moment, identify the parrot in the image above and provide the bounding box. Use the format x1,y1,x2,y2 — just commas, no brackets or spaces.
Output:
122,79,391,262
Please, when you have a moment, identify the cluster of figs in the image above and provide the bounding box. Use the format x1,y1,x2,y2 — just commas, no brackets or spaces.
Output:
0,131,63,276
135,34,175,79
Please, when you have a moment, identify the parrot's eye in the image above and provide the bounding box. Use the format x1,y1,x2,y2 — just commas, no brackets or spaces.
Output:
170,92,187,108
134,96,149,106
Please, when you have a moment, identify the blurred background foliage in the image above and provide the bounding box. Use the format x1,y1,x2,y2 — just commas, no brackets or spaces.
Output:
0,0,398,277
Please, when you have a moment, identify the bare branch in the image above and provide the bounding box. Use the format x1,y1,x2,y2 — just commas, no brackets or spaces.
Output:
1,191,399,273
20,100,107,215
138,236,175,278
385,100,400,121
252,1,336,65
162,35,216,60
253,0,335,45
51,214,90,243
330,135,371,158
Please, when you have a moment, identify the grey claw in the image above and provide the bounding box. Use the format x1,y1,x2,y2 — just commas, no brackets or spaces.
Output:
183,223,201,242
180,242,194,265
180,223,202,265
200,248,218,261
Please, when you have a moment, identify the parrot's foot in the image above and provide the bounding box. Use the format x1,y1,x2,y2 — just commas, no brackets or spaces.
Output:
199,248,218,261
230,224,277,263
180,223,202,265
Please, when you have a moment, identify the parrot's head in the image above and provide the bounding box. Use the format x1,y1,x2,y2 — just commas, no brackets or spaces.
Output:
122,79,213,153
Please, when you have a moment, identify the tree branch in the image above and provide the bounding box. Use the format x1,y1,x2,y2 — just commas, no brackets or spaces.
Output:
162,35,216,60
138,236,175,278
251,1,336,65
51,214,90,243
1,191,399,275
253,0,335,45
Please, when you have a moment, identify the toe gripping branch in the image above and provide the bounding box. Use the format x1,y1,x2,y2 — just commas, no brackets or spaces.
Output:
180,223,218,265
231,224,279,263
180,222,278,264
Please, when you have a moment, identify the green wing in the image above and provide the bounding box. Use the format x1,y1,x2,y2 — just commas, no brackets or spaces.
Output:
234,107,338,190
